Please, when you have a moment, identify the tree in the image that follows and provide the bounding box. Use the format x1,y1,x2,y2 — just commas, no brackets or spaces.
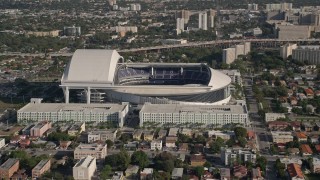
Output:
237,137,247,148
47,132,71,141
256,156,267,171
105,140,114,149
154,152,175,172
105,150,131,170
101,165,112,180
194,166,204,178
210,137,225,153
131,151,150,169
204,161,212,168
234,127,247,138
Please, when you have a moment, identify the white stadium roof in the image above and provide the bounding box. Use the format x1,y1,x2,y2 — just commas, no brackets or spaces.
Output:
61,49,122,85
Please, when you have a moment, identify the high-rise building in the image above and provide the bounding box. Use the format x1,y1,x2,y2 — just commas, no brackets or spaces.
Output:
235,44,245,57
176,18,185,35
198,12,207,30
178,10,190,24
73,156,96,180
248,3,258,11
244,42,251,55
266,3,292,11
223,48,236,64
292,46,320,65
277,25,311,40
208,9,216,28
64,26,81,36
280,43,297,59
130,4,141,11
223,42,251,64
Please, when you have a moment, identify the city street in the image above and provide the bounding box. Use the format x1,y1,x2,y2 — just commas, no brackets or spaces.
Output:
244,76,278,180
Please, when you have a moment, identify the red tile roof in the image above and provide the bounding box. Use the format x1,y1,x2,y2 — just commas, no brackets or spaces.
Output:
287,163,304,179
301,144,313,154
296,132,307,139
305,88,314,95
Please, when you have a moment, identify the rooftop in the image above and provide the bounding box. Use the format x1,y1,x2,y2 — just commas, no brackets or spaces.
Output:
32,121,50,129
141,104,247,114
75,143,107,151
287,163,304,179
172,168,184,177
301,144,313,154
18,103,127,113
0,158,18,170
33,159,50,171
74,156,95,168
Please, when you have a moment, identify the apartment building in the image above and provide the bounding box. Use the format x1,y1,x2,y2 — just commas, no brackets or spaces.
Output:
271,131,293,143
150,140,162,151
30,121,52,137
0,158,19,180
74,144,107,160
265,113,286,122
221,148,256,165
32,159,51,179
73,156,96,180
87,129,118,143
68,122,85,136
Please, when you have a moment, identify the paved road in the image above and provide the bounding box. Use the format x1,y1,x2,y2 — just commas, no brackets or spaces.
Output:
1,38,320,57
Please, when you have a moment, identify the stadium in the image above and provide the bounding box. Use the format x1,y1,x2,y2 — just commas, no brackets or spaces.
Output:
61,49,232,105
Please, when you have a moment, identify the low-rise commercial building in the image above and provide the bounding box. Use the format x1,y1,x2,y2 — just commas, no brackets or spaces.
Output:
271,131,293,143
32,159,51,179
0,158,19,180
265,113,286,122
140,104,249,127
68,122,85,136
87,129,118,143
73,156,96,180
30,121,52,137
207,130,234,140
74,144,107,160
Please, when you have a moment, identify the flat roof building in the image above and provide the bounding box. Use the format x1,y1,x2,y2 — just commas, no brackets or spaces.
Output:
140,103,249,127
73,156,96,180
87,129,118,143
74,144,107,160
0,158,19,179
17,99,129,127
271,131,293,143
32,159,51,179
30,121,52,137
